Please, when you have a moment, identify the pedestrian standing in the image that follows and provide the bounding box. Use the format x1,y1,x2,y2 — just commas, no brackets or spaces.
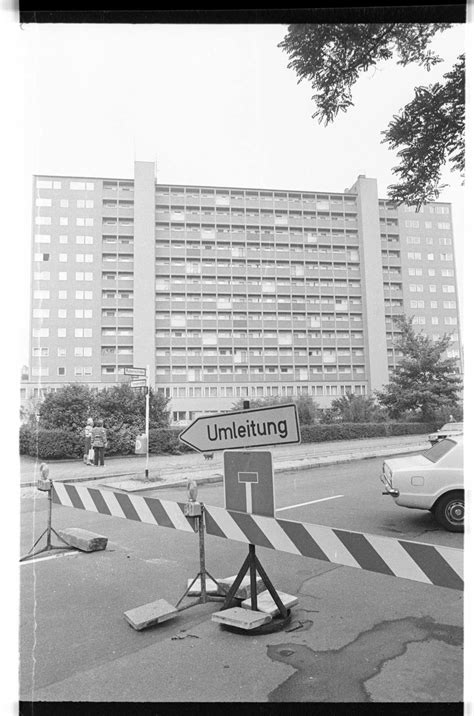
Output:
91,419,107,467
84,417,94,465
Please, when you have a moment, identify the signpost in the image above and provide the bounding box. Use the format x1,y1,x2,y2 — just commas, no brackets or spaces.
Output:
178,404,300,453
126,366,150,478
209,401,293,628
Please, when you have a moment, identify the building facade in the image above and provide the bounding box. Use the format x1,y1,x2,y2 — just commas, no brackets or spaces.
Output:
25,161,462,422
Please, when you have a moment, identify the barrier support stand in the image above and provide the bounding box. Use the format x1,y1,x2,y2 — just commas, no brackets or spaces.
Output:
221,543,289,619
20,480,71,562
175,503,223,611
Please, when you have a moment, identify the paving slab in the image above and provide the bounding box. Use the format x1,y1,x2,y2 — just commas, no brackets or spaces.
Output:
123,599,178,630
211,607,272,630
186,578,222,596
241,590,298,616
217,575,265,600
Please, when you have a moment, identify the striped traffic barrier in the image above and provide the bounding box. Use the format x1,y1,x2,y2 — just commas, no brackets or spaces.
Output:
52,483,463,591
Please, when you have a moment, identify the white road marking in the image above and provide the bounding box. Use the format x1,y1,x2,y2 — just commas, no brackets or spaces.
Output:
275,495,344,512
20,551,77,566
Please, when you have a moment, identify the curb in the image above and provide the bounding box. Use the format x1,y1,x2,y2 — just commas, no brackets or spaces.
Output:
102,445,428,492
21,444,428,491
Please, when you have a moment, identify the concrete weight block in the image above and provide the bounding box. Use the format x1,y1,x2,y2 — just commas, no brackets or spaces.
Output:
57,528,108,552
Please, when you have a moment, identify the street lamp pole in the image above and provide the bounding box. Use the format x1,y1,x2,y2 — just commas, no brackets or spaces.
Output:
145,364,150,479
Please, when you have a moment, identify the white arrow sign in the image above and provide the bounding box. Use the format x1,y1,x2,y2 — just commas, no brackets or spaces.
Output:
178,404,300,453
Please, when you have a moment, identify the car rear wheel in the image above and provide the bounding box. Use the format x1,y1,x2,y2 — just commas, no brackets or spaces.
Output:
433,491,464,532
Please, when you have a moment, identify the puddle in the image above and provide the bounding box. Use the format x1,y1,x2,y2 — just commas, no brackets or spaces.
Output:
267,616,462,702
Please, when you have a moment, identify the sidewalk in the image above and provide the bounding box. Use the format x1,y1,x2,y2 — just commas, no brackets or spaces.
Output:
20,434,430,491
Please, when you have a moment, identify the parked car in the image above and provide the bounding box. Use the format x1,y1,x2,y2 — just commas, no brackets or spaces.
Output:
428,421,463,446
380,436,463,532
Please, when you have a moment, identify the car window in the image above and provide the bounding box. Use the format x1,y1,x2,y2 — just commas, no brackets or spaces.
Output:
424,438,457,463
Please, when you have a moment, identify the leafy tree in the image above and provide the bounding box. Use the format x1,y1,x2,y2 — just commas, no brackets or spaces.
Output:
375,315,462,421
279,24,464,206
232,394,319,425
38,384,93,431
326,394,386,423
38,383,170,434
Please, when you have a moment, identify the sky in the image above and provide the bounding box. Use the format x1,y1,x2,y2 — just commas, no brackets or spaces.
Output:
12,21,467,369
1,16,472,712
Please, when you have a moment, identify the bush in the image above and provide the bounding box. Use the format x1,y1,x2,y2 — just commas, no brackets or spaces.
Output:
105,426,137,456
149,428,193,455
300,422,435,444
19,425,33,455
24,429,83,460
19,422,437,460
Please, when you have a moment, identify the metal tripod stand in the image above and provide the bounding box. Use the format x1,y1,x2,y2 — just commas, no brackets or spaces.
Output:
175,503,223,610
20,469,71,562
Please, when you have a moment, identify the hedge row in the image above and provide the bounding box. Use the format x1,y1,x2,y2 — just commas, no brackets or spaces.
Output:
19,421,435,460
299,421,437,444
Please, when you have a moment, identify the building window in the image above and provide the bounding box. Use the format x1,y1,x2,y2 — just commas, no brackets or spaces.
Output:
58,309,67,318
31,367,49,377
58,367,66,376
59,235,68,244
33,308,49,318
34,234,51,243
35,216,51,225
60,217,68,226
74,328,92,338
58,272,67,281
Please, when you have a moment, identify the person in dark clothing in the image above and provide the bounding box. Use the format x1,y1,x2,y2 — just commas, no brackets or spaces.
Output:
91,419,107,466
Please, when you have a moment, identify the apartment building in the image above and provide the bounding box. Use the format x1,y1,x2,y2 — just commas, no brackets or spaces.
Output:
25,161,462,422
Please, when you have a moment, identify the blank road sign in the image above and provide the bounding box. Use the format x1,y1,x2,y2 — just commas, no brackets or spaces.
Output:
224,451,274,517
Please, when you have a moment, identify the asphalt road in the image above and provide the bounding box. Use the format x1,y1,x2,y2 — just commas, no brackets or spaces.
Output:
145,455,463,549
19,454,463,704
